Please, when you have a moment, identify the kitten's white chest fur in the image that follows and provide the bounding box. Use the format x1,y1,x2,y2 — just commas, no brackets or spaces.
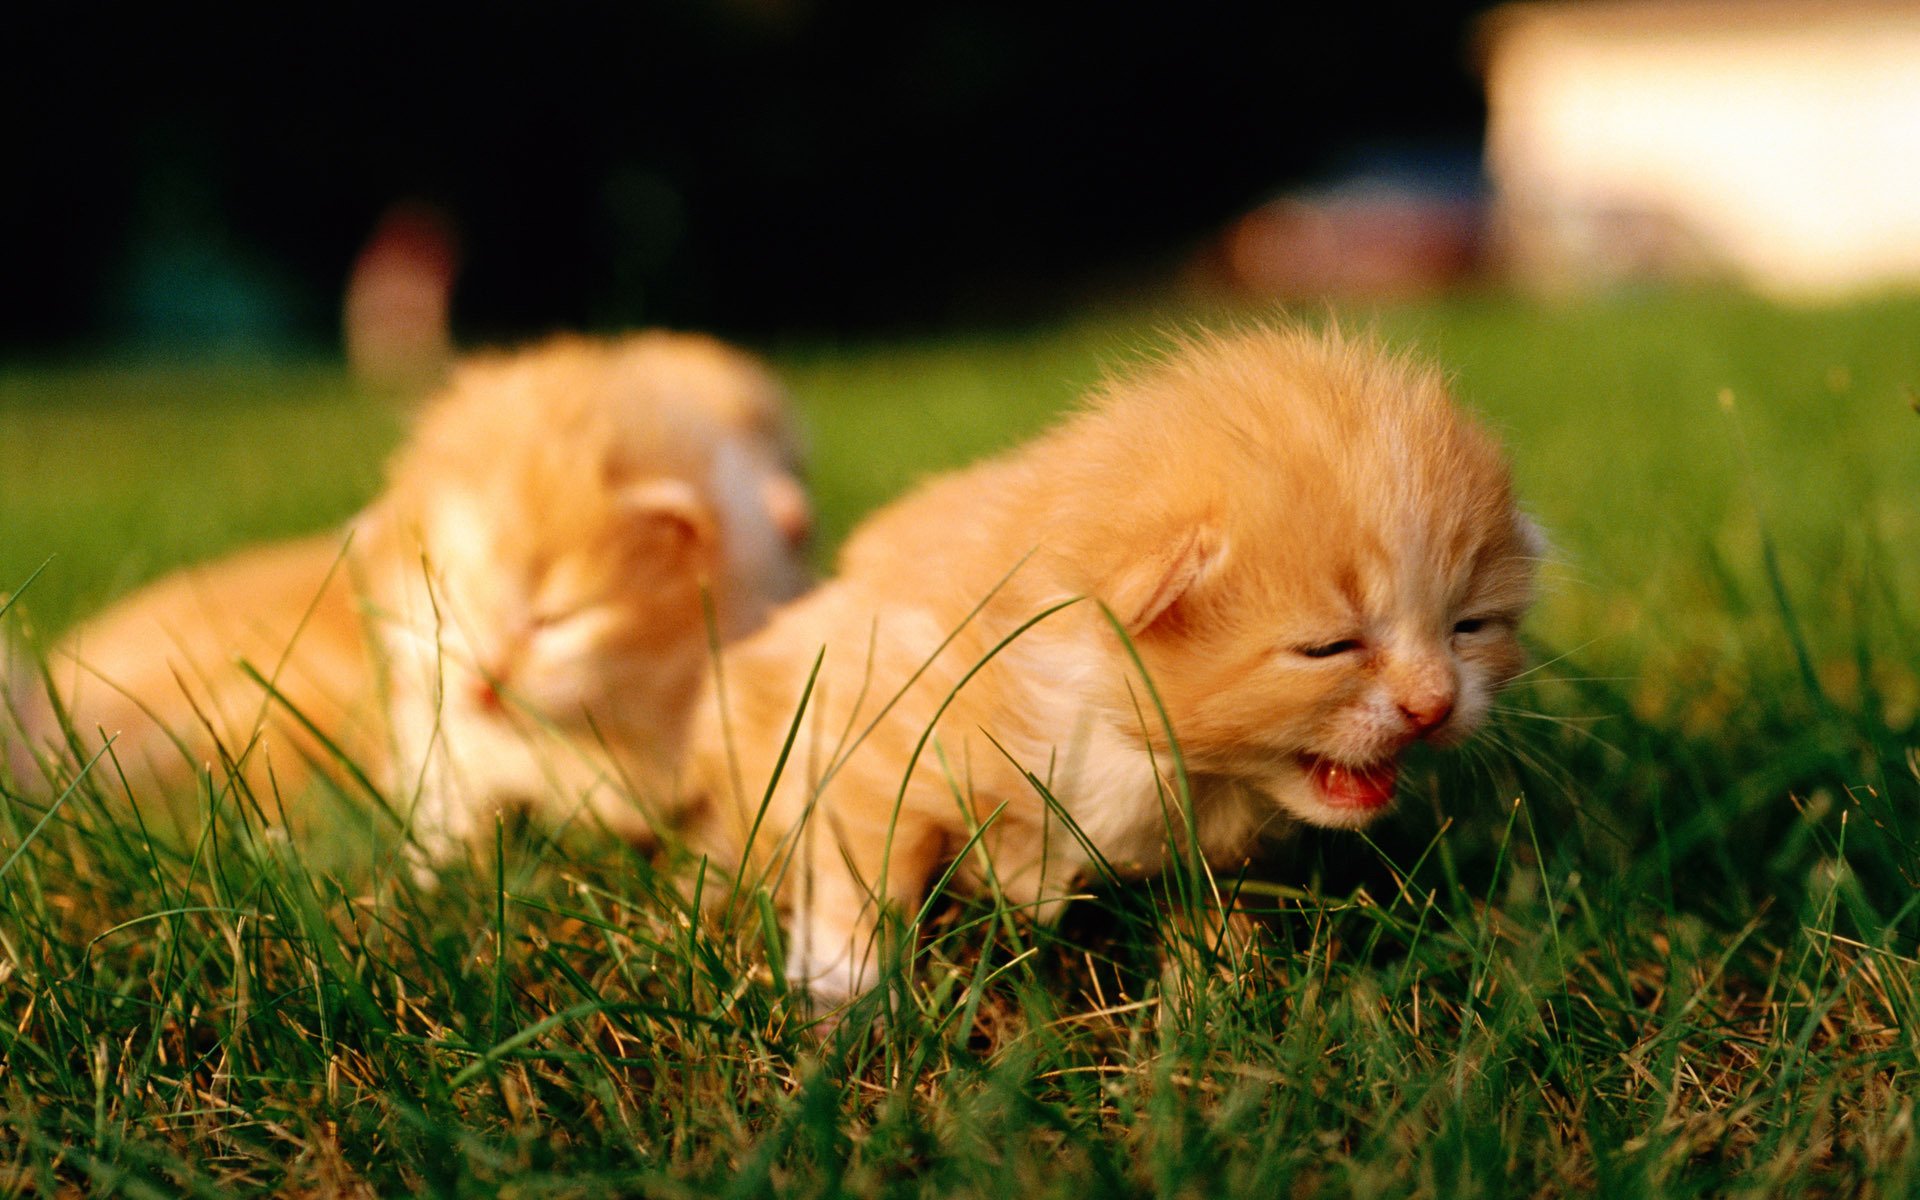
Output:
979,630,1269,910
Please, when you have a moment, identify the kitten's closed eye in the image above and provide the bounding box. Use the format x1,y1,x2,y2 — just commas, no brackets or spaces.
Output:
527,606,574,631
1451,615,1517,638
1296,638,1364,659
526,603,621,650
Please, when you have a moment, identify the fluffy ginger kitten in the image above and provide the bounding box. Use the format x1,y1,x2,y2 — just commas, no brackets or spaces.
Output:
363,332,810,860
17,332,811,861
683,325,1541,1005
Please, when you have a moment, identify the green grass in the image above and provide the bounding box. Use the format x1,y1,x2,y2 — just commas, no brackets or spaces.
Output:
2,291,1918,1196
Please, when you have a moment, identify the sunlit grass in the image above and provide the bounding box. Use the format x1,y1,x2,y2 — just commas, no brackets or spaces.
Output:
2,290,1918,1195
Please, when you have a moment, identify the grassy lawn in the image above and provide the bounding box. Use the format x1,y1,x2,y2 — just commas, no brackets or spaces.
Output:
2,291,1918,1196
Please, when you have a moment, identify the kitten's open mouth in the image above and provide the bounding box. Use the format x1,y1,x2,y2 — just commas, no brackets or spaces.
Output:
1302,754,1400,812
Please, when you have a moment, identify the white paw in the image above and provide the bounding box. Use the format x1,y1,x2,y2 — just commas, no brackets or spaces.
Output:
785,934,878,1009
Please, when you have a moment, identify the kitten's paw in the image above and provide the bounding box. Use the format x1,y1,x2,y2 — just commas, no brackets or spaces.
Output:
784,935,879,1018
402,842,449,891
399,817,470,889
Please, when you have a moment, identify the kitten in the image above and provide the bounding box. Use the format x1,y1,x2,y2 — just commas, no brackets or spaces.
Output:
361,332,810,859
682,324,1542,1005
17,332,812,860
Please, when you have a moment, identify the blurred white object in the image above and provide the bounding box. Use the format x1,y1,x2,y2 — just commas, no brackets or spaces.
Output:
1482,0,1920,298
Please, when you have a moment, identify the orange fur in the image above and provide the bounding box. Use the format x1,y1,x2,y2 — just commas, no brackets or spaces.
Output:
18,332,812,856
16,533,372,812
683,324,1542,1004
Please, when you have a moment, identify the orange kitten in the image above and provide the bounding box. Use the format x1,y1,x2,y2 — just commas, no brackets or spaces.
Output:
360,332,810,859
18,332,811,859
683,325,1541,1005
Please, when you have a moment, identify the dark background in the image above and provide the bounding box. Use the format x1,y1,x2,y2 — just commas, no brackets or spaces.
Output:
3,2,1488,349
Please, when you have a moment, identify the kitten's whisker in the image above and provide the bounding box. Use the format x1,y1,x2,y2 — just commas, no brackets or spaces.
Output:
1487,706,1609,729
1507,639,1607,683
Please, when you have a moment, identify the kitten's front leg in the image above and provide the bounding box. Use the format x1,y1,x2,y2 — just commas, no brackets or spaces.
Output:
400,752,476,874
383,670,479,877
783,807,945,1009
966,810,1092,928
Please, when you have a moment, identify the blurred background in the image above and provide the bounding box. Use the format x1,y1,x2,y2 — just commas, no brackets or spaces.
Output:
12,1,1920,357
5,0,1920,636
5,1,1500,354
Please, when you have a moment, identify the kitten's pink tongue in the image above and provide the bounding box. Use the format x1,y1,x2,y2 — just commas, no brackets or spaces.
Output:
1308,756,1400,811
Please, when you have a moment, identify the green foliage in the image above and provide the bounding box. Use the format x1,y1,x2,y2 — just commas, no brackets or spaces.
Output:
2,291,1918,1195
0,360,401,635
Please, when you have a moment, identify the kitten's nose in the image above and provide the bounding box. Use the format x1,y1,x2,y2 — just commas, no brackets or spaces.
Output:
1399,694,1454,736
471,675,506,714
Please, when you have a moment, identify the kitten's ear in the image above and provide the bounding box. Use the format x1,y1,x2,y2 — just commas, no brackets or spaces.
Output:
620,478,714,557
1516,513,1551,562
1107,524,1225,635
711,435,812,547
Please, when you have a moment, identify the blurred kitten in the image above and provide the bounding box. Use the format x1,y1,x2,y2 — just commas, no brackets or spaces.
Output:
683,325,1542,1005
16,332,811,859
362,332,809,859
